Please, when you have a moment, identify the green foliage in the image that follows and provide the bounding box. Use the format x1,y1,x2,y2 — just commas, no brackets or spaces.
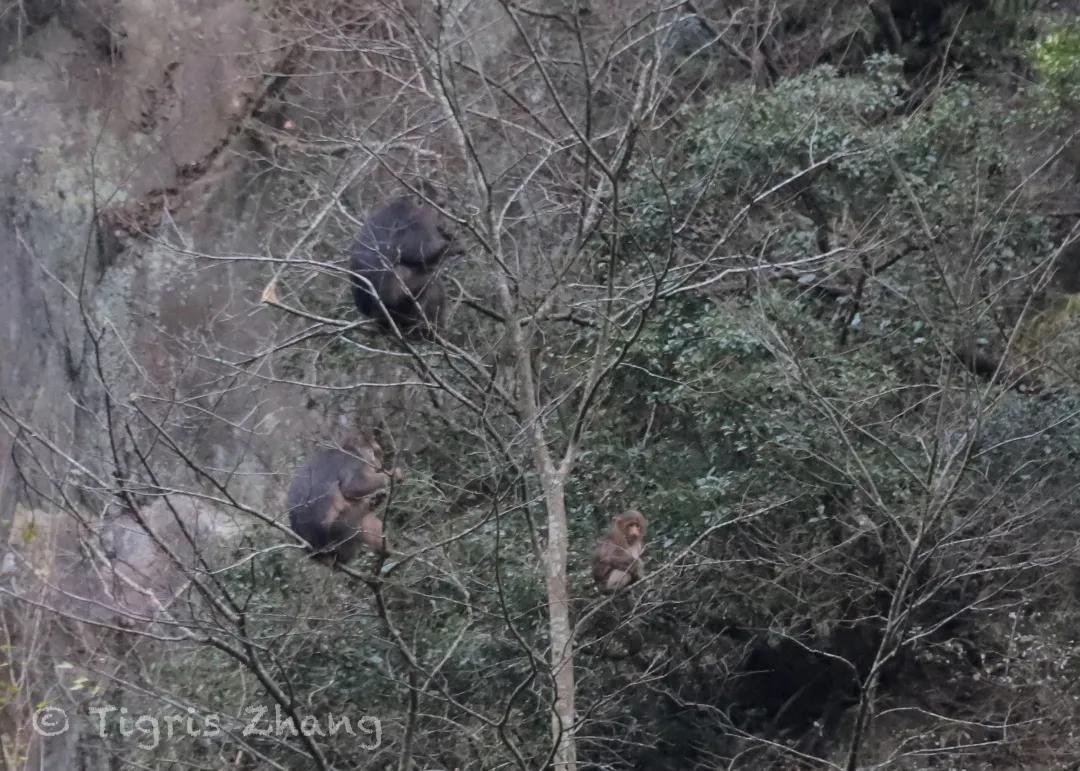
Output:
683,54,905,183
587,47,1077,698
591,289,914,545
607,60,1019,529
625,53,1044,284
1030,20,1080,107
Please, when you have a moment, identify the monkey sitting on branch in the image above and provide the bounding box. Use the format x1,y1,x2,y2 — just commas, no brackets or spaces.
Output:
592,510,647,592
349,189,462,338
287,437,404,565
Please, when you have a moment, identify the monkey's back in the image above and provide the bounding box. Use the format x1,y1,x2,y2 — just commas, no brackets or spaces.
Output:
349,199,417,314
287,448,356,546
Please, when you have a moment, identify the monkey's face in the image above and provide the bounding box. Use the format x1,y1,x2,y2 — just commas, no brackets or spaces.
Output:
618,512,646,544
341,438,388,478
358,446,382,473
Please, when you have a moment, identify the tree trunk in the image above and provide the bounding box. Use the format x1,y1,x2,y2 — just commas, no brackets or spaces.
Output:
495,238,580,768
541,477,576,769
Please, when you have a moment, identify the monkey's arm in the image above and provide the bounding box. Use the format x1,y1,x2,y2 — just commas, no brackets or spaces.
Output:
339,466,389,500
415,235,451,267
592,543,614,586
592,562,610,587
438,228,465,257
358,512,390,556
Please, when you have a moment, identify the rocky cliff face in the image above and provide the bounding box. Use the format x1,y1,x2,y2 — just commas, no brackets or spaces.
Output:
0,5,305,765
0,0,291,515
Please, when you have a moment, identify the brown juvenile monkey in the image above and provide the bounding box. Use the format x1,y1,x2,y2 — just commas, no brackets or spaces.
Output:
592,510,647,592
287,438,404,564
349,190,461,337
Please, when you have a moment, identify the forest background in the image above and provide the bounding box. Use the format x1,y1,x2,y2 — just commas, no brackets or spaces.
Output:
3,0,1080,768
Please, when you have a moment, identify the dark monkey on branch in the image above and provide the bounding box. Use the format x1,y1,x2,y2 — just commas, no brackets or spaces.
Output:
349,192,462,337
592,511,647,592
287,438,404,564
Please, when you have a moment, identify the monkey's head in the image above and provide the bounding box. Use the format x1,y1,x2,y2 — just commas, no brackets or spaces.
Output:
615,510,646,544
342,436,383,468
343,435,405,483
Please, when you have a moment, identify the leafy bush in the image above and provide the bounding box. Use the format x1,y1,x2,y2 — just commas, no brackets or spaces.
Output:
1031,20,1080,106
